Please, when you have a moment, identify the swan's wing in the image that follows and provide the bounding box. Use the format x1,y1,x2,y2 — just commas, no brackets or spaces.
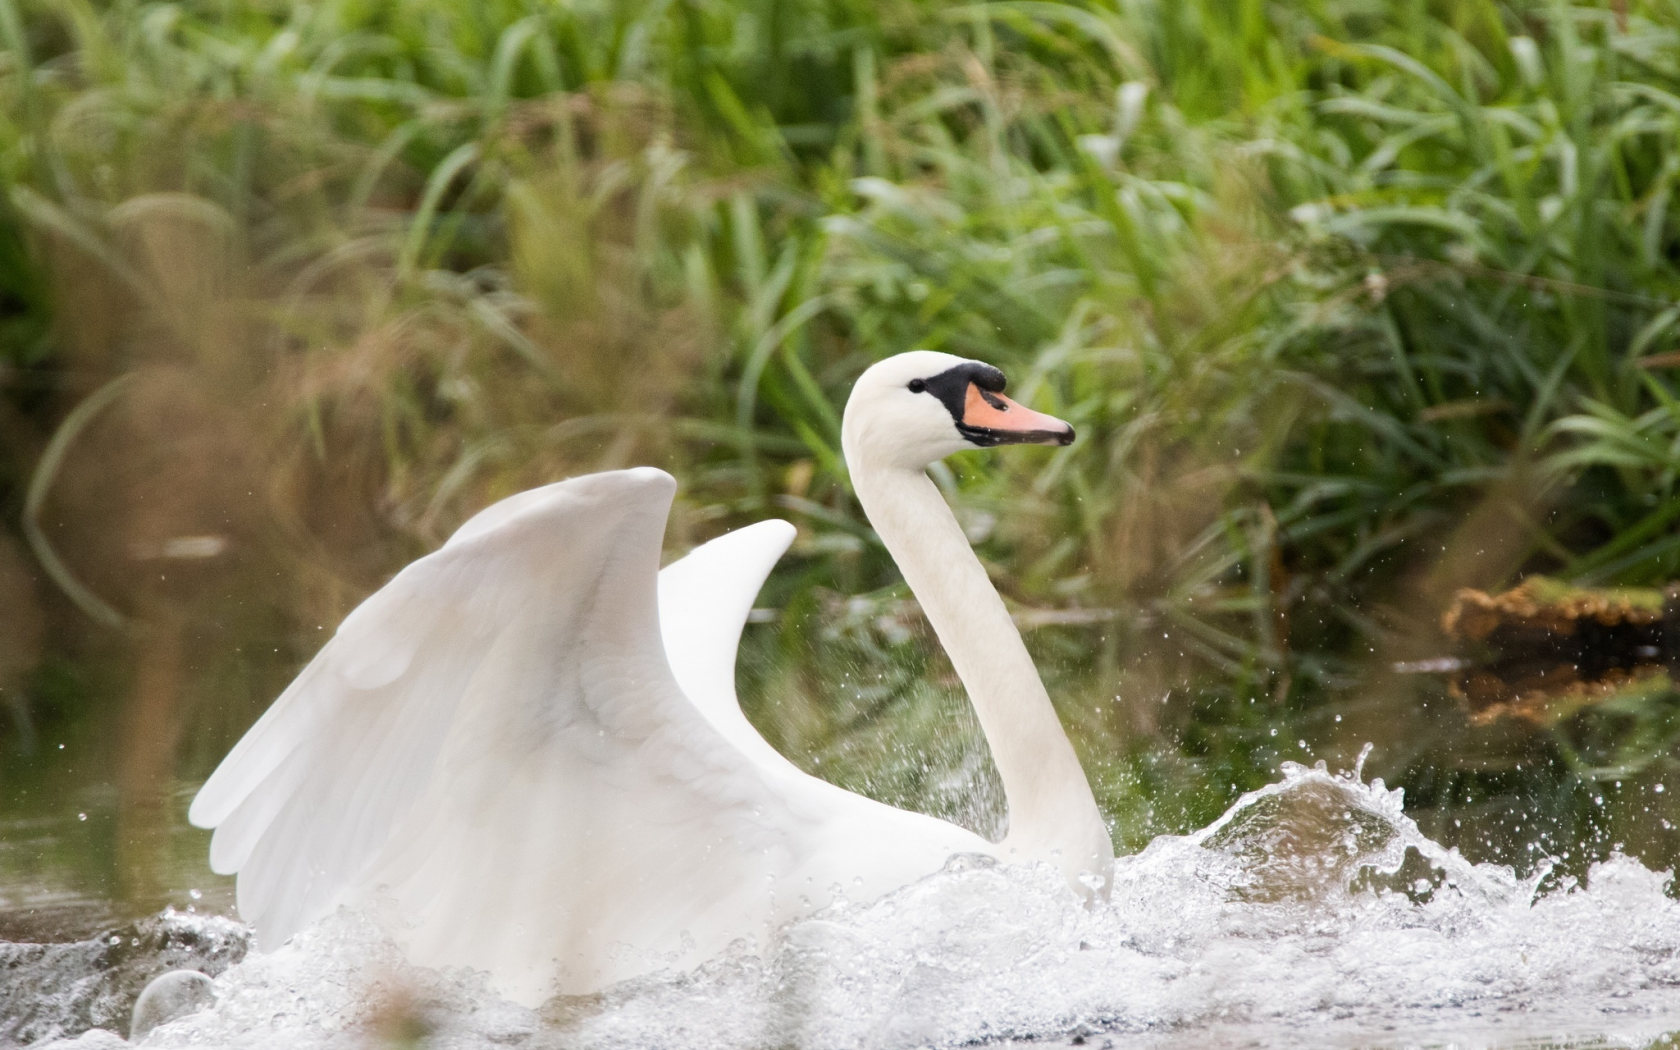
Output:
658,519,801,773
657,519,999,882
189,469,814,1000
193,470,991,1003
185,476,618,842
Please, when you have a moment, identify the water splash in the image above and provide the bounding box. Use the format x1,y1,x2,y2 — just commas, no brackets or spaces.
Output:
0,909,247,1045
26,761,1680,1049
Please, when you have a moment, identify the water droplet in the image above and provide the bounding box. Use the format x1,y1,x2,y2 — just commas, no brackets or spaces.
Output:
77,812,87,821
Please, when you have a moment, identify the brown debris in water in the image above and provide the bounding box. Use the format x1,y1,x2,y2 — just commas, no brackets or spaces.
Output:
1442,577,1664,642
1451,663,1670,726
1437,577,1677,726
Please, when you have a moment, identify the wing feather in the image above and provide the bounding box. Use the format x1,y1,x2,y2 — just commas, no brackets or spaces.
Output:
190,470,800,994
191,469,984,1006
657,520,797,772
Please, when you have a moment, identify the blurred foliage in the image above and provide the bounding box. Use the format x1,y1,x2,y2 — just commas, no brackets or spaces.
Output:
1,0,1680,884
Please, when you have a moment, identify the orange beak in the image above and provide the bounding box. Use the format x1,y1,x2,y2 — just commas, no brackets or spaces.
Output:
959,384,1075,447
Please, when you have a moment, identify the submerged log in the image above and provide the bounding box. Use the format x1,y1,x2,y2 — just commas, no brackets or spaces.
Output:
1438,577,1680,725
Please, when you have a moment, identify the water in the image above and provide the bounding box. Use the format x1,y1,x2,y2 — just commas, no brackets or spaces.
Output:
7,760,1678,1049
3,597,1678,1048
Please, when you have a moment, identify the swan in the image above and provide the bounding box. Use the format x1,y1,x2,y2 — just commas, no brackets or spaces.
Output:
188,350,1113,1006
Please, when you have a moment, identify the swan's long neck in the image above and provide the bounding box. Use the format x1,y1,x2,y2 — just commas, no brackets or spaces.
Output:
849,462,1112,876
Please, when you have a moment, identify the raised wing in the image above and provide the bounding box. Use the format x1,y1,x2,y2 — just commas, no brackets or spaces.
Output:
657,517,998,885
658,519,802,775
189,469,807,1003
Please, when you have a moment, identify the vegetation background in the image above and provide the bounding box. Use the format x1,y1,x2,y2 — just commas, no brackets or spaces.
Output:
2,0,1680,918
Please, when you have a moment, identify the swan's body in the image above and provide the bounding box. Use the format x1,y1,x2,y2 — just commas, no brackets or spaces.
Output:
190,351,1112,1006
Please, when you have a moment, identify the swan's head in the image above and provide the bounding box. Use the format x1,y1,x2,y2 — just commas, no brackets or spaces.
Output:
841,351,1074,470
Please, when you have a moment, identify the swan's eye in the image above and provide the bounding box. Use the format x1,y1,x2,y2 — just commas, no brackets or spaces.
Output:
908,379,926,393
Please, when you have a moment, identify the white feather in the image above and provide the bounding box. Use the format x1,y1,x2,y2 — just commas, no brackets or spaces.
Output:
191,467,988,1005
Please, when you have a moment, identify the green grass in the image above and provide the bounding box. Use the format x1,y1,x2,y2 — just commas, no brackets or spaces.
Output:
2,0,1680,882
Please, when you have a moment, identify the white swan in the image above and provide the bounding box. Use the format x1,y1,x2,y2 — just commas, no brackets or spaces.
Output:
188,350,1113,1006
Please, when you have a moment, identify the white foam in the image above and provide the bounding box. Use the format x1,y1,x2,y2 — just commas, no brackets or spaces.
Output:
75,763,1680,1048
